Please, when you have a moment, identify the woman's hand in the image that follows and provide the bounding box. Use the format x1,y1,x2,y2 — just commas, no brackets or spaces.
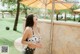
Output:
27,42,36,46
27,42,42,48
27,42,38,48
34,43,42,48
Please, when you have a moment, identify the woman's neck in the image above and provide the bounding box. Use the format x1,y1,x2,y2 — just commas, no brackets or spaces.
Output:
33,24,37,28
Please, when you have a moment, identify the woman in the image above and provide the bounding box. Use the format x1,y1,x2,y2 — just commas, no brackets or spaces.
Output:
21,14,42,54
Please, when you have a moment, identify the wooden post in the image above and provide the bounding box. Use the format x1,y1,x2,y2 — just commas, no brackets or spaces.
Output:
65,12,67,21
50,0,55,54
73,13,76,21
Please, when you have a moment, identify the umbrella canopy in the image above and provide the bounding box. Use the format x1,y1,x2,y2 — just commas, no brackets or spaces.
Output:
73,9,80,13
20,0,73,10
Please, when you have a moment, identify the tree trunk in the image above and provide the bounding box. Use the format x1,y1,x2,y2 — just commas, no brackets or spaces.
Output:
2,12,4,18
74,14,76,21
78,14,80,22
65,13,66,21
56,14,58,21
13,0,20,31
23,5,27,16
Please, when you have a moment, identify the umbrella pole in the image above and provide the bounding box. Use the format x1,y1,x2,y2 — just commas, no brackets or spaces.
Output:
44,4,47,19
50,0,55,54
44,0,47,19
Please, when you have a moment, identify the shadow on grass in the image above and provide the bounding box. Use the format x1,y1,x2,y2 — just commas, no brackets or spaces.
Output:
16,30,22,34
0,38,13,47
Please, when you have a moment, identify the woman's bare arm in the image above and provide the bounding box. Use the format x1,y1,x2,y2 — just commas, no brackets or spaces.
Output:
21,27,32,45
22,27,42,48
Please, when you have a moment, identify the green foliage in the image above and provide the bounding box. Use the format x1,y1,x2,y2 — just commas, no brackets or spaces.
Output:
1,0,17,5
0,18,22,54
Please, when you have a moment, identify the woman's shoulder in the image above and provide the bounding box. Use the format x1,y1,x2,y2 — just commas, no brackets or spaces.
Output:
25,27,32,31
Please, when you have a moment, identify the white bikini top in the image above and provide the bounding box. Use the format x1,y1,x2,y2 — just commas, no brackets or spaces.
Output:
26,27,41,43
28,35,41,43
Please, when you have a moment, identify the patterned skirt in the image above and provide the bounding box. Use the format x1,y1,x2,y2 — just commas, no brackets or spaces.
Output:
24,47,35,54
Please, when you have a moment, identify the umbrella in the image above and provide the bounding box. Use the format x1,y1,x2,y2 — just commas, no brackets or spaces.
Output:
73,9,80,22
20,0,73,10
73,9,80,13
20,0,73,54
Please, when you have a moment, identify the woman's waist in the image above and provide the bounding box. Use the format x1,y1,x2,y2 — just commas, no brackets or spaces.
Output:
25,46,35,51
27,45,36,49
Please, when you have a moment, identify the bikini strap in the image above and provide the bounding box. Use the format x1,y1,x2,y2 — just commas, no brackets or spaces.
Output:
32,27,34,35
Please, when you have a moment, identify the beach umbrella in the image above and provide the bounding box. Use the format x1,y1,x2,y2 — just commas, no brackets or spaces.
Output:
20,0,73,10
19,0,73,54
73,9,80,13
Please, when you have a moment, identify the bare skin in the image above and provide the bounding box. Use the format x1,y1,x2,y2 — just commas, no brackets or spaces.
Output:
21,15,42,49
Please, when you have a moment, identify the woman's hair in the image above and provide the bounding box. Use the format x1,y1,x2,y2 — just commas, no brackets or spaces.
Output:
25,14,34,28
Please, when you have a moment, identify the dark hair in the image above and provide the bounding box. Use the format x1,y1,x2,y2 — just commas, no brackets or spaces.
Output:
25,14,34,28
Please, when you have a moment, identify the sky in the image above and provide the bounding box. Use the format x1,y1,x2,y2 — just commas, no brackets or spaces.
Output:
76,0,80,2
0,2,8,10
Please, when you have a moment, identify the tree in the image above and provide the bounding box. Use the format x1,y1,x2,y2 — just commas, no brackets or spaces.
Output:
23,5,28,16
70,4,80,21
13,0,20,31
1,0,16,8
55,10,60,21
1,0,17,18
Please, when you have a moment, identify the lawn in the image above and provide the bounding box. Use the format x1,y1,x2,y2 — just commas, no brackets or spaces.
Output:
0,17,24,54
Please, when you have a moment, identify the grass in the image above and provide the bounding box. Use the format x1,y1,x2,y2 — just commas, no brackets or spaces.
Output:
0,17,24,54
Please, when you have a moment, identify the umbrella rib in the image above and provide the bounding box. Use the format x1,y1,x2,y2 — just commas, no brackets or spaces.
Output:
27,0,38,6
57,3,73,13
47,0,52,4
39,0,51,6
39,0,44,4
61,3,73,9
